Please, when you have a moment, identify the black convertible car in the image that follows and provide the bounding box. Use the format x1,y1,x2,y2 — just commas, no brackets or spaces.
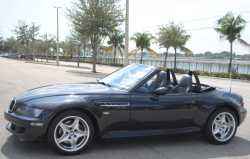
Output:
4,64,247,155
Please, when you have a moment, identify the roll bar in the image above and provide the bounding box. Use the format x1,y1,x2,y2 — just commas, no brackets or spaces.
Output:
166,68,178,86
188,70,201,93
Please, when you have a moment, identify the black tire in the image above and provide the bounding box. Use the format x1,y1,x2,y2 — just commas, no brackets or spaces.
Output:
202,108,238,145
47,110,94,155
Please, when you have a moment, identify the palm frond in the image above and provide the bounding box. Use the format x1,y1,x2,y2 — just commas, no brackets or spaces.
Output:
219,35,225,41
117,45,123,57
179,46,193,57
238,38,250,51
145,48,157,58
128,48,140,57
104,46,113,56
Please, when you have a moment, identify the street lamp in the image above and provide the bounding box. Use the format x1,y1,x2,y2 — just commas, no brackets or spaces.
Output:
31,22,36,62
54,6,61,66
124,0,129,65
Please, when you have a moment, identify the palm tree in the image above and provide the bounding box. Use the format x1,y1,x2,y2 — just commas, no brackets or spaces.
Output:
156,24,172,71
214,12,250,72
129,32,157,64
170,22,192,68
104,32,125,63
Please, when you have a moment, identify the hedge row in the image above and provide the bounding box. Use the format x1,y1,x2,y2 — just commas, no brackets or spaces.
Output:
157,67,250,80
47,58,125,67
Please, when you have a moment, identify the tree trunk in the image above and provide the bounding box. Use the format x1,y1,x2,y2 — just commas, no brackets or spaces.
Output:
140,49,143,64
83,47,86,60
41,53,42,62
26,43,29,61
114,46,116,63
174,47,177,68
229,42,233,73
77,50,80,67
163,48,168,71
70,52,72,59
92,38,97,73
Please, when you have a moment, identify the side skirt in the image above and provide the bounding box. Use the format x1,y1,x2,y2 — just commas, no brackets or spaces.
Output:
104,127,201,138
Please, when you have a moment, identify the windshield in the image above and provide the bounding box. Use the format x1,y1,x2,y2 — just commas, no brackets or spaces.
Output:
99,64,154,91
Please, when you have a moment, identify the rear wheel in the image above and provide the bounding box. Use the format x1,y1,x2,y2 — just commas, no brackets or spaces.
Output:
47,111,94,155
203,108,237,144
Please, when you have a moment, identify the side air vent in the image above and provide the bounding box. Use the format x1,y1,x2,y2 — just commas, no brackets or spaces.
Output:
99,102,130,107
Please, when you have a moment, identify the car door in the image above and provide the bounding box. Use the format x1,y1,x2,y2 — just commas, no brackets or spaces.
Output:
130,73,198,130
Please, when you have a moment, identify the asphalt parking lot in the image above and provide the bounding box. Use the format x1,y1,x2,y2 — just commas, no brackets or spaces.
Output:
0,58,249,159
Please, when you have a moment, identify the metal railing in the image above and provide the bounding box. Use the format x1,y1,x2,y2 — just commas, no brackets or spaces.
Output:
38,55,250,74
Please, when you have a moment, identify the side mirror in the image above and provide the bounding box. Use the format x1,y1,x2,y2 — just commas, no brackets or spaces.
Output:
154,87,168,95
151,87,168,101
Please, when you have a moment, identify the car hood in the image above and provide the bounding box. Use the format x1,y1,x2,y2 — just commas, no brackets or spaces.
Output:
14,83,126,103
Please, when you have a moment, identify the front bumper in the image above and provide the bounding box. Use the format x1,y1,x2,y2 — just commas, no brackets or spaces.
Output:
4,108,51,141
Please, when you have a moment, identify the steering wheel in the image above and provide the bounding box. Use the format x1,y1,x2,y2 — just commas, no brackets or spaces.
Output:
142,83,150,92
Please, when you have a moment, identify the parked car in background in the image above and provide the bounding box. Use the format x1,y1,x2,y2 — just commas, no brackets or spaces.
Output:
1,53,9,57
20,55,33,60
7,54,17,59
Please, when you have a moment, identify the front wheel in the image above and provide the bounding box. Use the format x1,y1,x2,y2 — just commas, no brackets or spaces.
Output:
202,108,238,144
47,110,94,155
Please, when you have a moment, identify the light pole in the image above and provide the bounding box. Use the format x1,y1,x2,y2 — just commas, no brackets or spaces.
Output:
124,0,129,65
31,22,36,62
54,6,61,66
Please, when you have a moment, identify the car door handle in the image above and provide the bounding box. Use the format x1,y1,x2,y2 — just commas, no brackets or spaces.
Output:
184,101,195,105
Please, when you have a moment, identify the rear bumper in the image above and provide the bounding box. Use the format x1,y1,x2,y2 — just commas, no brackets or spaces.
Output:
4,108,49,141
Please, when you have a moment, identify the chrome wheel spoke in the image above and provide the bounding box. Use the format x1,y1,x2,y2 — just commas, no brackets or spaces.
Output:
213,128,220,135
219,129,226,139
69,138,77,149
76,130,88,138
57,134,69,144
224,122,233,129
59,123,70,133
218,114,226,123
70,118,80,131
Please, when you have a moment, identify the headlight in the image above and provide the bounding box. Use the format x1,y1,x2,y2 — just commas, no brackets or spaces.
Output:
15,106,43,117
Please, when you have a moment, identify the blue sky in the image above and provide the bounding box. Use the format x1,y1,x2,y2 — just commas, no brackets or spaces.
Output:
1,0,250,55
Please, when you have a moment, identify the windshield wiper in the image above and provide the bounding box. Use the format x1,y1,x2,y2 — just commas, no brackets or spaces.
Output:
98,81,111,87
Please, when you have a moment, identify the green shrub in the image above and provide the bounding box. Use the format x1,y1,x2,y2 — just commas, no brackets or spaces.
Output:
219,72,229,78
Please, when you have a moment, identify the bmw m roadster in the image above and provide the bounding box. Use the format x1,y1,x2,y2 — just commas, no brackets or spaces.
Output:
4,64,247,155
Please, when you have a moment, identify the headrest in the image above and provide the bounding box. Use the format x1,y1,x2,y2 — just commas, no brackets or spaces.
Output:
179,75,192,87
158,71,166,82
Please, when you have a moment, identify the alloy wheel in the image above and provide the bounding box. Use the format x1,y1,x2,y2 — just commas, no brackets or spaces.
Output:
54,116,90,152
212,112,235,142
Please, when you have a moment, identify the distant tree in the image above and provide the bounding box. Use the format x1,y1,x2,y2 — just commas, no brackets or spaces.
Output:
64,34,77,59
70,31,90,67
129,32,157,64
169,21,192,68
13,20,40,60
214,12,250,72
66,0,124,72
35,39,47,62
5,37,17,54
40,33,56,62
104,31,125,63
156,24,172,70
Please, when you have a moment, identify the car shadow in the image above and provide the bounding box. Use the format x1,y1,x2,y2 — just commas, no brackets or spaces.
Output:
1,134,250,159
